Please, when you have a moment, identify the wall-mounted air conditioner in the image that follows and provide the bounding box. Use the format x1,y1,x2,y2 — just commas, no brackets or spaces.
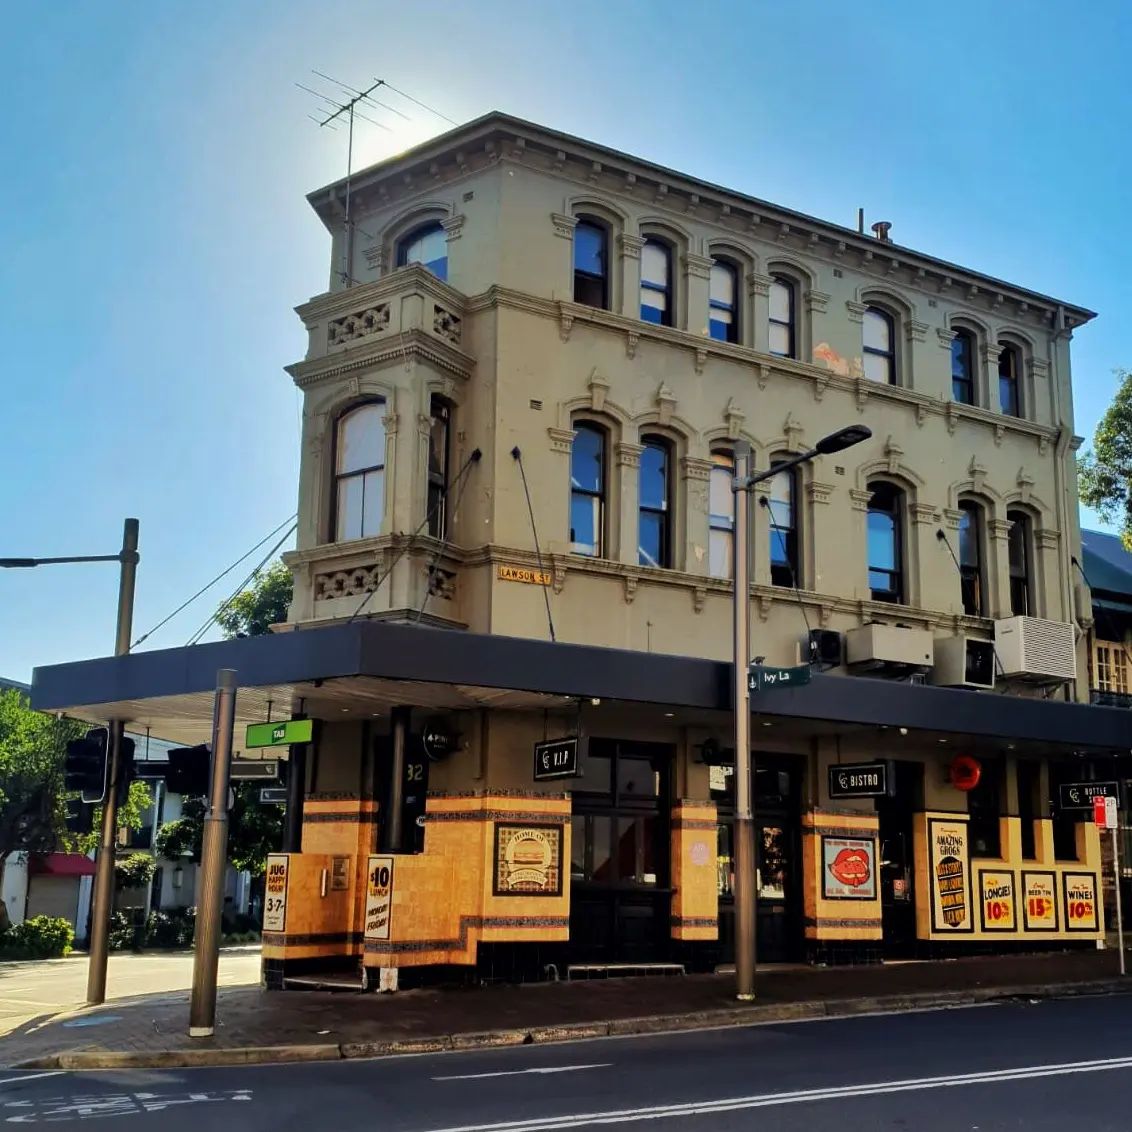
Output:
808,628,843,668
994,616,1077,682
845,624,934,672
930,636,996,690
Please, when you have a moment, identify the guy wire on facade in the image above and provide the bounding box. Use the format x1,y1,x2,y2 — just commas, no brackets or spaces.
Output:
511,447,557,643
347,448,482,624
760,495,814,664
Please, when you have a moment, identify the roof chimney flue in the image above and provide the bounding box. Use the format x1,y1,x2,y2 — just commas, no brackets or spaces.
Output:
871,220,892,243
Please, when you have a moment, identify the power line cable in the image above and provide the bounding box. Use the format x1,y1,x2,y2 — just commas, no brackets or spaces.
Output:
759,495,813,661
347,449,482,624
186,522,297,646
511,447,556,643
133,514,297,648
414,448,478,624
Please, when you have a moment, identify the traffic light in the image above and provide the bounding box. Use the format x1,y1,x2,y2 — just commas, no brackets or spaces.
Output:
166,744,211,797
65,727,108,802
116,735,136,806
66,796,95,835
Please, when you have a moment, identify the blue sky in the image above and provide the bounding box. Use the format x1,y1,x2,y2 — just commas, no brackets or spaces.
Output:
2,0,1129,682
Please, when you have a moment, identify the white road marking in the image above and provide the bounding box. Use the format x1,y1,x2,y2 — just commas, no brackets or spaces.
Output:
418,1053,1132,1130
434,1064,611,1082
0,1074,62,1087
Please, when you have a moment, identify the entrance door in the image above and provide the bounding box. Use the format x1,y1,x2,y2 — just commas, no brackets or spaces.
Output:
876,760,923,955
714,756,803,964
569,739,671,963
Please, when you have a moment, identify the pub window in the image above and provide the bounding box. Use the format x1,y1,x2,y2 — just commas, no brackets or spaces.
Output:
573,217,609,309
768,276,796,359
1007,510,1033,616
1017,759,1041,861
958,500,985,616
640,237,673,327
709,449,736,580
967,758,1003,858
638,435,672,569
570,422,606,557
709,259,739,343
767,462,799,588
396,220,447,281
333,401,385,542
951,329,976,405
1095,642,1131,696
863,306,896,384
999,344,1022,417
867,480,904,604
427,396,451,540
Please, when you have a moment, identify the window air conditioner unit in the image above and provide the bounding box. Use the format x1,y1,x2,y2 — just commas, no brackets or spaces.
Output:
845,624,934,672
994,616,1077,683
808,628,843,668
930,636,996,690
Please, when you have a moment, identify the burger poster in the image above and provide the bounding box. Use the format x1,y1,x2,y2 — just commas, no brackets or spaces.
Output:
929,819,972,932
821,837,877,900
493,823,564,896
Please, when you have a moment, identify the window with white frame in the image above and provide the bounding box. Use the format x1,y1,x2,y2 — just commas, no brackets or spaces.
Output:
334,402,386,541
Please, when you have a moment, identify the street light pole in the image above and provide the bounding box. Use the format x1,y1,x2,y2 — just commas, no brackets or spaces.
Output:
0,518,139,1006
730,426,870,1002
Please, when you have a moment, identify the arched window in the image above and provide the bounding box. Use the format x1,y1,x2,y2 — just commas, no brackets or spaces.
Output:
767,463,798,587
396,221,447,281
570,423,606,557
863,307,896,384
638,436,672,568
768,276,796,359
999,345,1022,417
709,450,735,579
709,260,739,343
573,217,609,309
427,396,451,540
334,402,386,542
958,500,985,615
640,238,673,326
951,329,976,405
1007,509,1033,615
867,481,904,603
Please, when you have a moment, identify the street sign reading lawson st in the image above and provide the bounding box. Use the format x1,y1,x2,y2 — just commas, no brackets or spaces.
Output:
748,663,812,692
828,761,889,799
533,737,579,781
1058,781,1121,811
245,719,313,749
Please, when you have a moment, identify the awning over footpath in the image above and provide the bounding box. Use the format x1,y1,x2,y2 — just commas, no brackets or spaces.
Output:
29,620,1132,755
28,853,97,877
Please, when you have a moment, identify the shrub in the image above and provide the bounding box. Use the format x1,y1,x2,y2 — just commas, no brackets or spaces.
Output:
0,915,74,960
115,852,156,890
108,910,139,951
144,908,196,949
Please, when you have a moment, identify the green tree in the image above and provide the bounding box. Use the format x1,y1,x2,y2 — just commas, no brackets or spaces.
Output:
155,786,283,876
215,561,293,639
0,688,151,892
1079,369,1132,549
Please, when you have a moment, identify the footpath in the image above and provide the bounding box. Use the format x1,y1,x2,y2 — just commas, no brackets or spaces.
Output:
3,949,1128,1070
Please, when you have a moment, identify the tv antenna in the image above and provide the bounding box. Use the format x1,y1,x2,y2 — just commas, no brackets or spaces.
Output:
297,73,405,288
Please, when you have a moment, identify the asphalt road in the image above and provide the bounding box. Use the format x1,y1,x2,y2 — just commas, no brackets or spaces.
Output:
0,948,262,1036
4,993,1132,1129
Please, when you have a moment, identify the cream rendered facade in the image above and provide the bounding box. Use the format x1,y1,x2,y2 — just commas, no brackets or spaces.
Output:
284,112,1093,696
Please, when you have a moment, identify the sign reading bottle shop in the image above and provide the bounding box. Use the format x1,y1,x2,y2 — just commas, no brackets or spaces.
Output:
827,761,889,799
1058,781,1120,811
533,737,579,781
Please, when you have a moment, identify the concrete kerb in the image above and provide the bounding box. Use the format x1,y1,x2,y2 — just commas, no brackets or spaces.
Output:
16,978,1132,1071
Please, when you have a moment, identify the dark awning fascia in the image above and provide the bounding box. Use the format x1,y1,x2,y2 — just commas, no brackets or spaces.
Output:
30,620,1132,752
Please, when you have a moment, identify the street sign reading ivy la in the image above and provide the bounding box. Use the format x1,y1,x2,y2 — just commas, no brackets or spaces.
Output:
245,718,313,749
748,663,812,692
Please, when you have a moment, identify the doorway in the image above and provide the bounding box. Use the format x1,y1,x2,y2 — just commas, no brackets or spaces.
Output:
569,738,672,963
875,759,924,955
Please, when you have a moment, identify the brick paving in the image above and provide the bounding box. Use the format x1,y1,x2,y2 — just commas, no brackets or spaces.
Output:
2,948,1125,1068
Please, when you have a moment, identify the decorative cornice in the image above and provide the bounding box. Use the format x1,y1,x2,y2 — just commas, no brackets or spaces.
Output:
681,456,712,482
441,214,466,241
1036,529,1061,550
619,233,645,260
683,252,714,280
911,502,940,526
942,507,964,531
846,300,867,324
550,212,577,240
808,481,834,505
748,272,772,298
547,426,575,454
805,290,830,314
617,441,644,468
287,329,474,388
849,488,873,512
937,327,956,350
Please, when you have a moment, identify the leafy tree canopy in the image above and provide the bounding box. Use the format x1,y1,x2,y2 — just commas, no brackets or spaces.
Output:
215,561,293,639
155,786,282,876
1079,369,1132,549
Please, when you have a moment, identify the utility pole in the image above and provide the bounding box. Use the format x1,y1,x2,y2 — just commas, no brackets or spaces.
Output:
190,668,237,1036
730,426,870,1001
0,517,139,1006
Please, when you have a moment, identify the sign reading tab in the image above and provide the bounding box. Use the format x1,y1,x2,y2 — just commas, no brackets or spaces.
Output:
246,719,313,749
533,737,579,781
